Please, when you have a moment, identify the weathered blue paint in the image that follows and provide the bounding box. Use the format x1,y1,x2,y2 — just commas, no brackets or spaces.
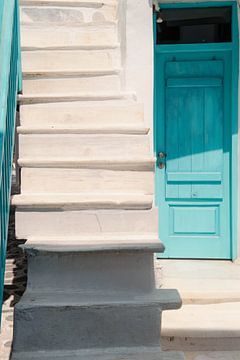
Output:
0,0,22,323
154,2,239,259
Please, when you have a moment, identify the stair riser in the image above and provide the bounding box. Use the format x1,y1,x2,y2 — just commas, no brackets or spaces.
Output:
23,75,121,95
20,5,117,25
22,49,120,73
20,102,143,127
13,305,161,351
21,168,153,194
19,134,150,160
26,251,155,292
21,25,118,49
15,209,158,238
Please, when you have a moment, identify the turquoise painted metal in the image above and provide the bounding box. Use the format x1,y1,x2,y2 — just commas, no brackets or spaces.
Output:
154,2,239,259
0,0,22,322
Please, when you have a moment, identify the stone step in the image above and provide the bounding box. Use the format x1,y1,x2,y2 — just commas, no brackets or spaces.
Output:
22,74,121,96
20,3,117,25
21,24,118,50
23,233,163,252
13,290,181,352
18,158,154,170
155,259,240,305
21,234,163,293
20,168,153,194
161,302,240,352
12,347,185,360
12,193,153,210
18,92,132,104
21,49,120,74
15,208,158,239
18,134,150,161
20,0,117,6
19,101,143,128
17,125,149,135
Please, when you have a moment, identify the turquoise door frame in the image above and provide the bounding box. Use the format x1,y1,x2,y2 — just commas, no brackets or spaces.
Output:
154,2,239,259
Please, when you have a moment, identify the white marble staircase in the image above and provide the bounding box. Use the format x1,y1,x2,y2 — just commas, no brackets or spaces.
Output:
11,1,184,359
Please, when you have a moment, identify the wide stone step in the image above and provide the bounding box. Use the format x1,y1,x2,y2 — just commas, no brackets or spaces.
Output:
12,193,153,210
22,49,120,74
19,101,143,128
12,347,185,360
20,0,117,6
21,24,118,50
161,302,240,352
13,290,181,352
18,92,132,104
23,74,121,96
18,134,150,160
17,125,149,135
20,168,153,194
155,259,240,305
20,3,117,25
15,208,158,239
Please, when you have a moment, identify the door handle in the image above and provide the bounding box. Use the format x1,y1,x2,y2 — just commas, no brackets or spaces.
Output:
157,152,166,169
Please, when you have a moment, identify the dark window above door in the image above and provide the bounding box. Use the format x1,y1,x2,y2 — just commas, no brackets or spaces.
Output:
156,7,232,44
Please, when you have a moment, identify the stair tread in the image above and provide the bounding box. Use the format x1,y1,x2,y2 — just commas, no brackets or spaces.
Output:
23,69,121,78
12,193,153,210
17,124,149,135
22,233,163,253
12,348,185,360
18,158,155,170
162,302,240,338
17,289,181,309
18,92,133,104
20,0,117,6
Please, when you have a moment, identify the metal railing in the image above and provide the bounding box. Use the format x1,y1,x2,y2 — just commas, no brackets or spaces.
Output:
0,0,22,322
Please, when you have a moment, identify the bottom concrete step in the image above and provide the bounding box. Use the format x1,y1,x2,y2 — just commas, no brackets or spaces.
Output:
13,290,181,352
12,347,185,360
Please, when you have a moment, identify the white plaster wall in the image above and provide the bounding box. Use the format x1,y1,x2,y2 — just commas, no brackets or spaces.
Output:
120,0,154,150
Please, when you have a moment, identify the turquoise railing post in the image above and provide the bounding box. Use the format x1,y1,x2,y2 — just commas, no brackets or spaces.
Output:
0,0,22,325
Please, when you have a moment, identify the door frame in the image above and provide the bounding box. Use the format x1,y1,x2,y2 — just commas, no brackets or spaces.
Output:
153,1,239,260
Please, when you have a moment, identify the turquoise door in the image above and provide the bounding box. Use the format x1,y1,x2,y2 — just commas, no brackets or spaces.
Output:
156,54,233,259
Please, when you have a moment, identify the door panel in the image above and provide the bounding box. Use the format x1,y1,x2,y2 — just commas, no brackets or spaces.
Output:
157,57,231,259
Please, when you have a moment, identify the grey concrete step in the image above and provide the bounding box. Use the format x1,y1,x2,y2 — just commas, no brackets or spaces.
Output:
12,347,185,360
23,234,162,293
13,290,181,352
16,289,182,310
